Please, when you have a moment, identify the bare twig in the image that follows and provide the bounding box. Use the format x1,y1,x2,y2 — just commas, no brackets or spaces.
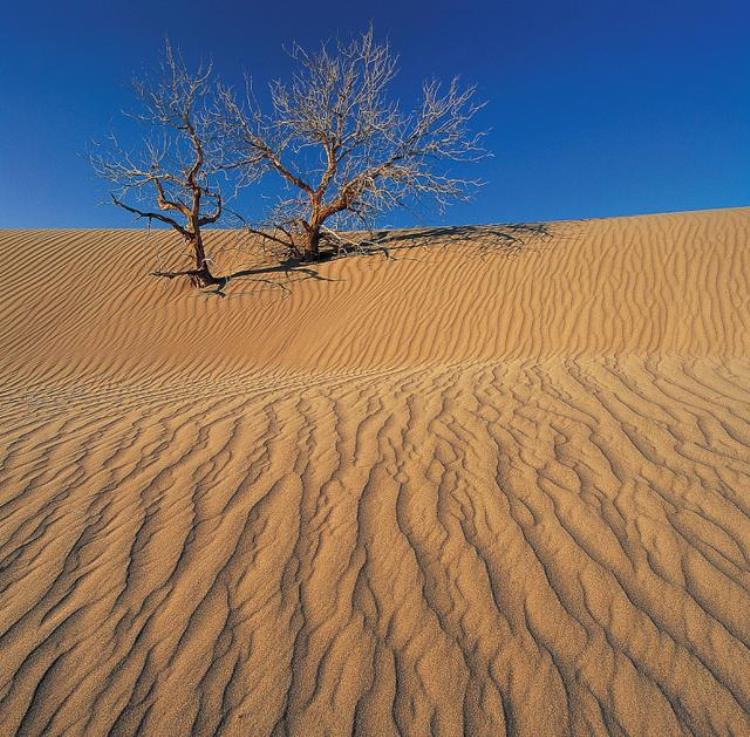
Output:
216,26,489,261
91,40,254,289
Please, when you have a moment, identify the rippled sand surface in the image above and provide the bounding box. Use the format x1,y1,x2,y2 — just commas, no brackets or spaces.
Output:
1,209,748,736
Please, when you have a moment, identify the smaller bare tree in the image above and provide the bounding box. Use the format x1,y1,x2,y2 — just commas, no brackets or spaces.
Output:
92,41,234,288
217,27,489,261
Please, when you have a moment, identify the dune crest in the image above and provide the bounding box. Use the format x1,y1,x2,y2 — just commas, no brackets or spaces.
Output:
1,209,748,736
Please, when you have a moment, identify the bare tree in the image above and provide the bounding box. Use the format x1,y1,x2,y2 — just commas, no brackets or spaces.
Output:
217,27,488,261
91,41,233,288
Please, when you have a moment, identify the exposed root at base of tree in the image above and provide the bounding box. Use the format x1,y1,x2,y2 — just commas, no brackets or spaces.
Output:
151,269,229,296
284,243,390,264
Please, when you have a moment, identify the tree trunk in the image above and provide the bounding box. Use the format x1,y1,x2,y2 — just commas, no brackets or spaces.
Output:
304,225,322,261
188,231,220,287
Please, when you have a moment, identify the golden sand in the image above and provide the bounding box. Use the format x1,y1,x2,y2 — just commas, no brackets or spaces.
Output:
0,209,748,736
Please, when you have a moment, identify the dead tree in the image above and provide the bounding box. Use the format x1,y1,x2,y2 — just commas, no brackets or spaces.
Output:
217,27,488,261
91,41,233,288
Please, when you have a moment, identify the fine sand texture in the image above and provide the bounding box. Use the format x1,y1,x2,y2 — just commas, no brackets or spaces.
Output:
0,208,748,736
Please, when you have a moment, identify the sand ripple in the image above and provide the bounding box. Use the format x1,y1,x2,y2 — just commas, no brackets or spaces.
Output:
0,210,748,736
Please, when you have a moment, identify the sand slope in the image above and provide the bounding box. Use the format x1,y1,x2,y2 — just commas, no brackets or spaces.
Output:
0,209,748,736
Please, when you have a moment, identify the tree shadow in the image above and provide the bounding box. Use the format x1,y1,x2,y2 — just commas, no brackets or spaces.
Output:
154,221,568,296
363,222,555,256
311,221,563,263
152,261,338,298
223,261,339,297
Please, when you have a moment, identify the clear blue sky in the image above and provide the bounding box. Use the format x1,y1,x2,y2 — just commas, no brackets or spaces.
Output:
1,0,748,228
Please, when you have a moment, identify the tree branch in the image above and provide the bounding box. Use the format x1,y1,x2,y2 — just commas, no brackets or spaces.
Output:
111,194,191,237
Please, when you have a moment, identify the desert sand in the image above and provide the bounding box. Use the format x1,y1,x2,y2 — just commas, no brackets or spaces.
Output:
0,208,748,736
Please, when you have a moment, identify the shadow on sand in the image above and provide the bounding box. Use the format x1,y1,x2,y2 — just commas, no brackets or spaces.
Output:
156,222,560,296
365,221,553,253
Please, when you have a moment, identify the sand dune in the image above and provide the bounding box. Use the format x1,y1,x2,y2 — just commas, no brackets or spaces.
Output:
0,208,748,736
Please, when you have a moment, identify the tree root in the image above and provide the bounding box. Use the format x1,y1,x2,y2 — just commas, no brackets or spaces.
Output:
151,269,228,295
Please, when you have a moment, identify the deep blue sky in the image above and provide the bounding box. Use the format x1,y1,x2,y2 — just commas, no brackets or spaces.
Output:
1,0,748,228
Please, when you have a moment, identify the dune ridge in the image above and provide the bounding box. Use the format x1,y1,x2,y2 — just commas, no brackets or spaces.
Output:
0,208,748,736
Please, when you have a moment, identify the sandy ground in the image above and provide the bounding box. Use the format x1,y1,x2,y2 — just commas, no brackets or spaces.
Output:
0,209,748,736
